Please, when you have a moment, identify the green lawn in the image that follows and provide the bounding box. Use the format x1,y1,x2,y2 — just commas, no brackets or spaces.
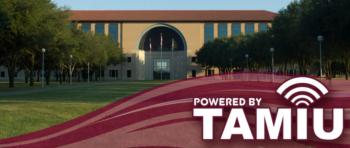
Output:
0,81,167,139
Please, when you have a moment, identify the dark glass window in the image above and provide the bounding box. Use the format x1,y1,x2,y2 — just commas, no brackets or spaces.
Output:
232,23,241,37
245,23,255,35
0,71,5,77
127,70,132,78
207,69,215,76
204,23,214,42
141,27,184,52
82,23,91,33
154,59,170,72
153,59,170,80
218,23,227,38
109,23,118,43
109,70,114,77
192,70,197,78
127,57,132,63
95,23,105,35
259,23,268,32
191,57,197,63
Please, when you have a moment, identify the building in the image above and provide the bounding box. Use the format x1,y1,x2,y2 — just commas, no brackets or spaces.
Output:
0,10,276,81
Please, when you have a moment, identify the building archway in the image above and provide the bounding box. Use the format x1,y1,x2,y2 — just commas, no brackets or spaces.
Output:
138,24,187,80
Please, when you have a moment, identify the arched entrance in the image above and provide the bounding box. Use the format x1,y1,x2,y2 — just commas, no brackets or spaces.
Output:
139,25,187,80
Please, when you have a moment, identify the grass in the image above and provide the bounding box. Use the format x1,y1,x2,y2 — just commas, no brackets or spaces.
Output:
0,80,167,139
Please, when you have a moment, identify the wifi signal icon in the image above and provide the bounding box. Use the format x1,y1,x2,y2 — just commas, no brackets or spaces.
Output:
276,77,329,107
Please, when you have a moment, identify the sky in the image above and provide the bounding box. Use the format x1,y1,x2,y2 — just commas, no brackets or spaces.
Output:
52,0,293,13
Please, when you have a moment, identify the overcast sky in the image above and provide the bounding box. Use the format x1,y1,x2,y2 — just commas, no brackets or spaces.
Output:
52,0,293,12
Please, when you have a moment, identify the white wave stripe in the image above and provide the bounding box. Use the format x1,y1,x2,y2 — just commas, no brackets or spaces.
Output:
96,98,193,124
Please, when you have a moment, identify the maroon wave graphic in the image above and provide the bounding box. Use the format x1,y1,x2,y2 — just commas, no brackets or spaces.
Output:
0,73,350,148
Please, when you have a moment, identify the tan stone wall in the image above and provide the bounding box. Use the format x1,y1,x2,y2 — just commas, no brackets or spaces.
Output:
73,21,272,80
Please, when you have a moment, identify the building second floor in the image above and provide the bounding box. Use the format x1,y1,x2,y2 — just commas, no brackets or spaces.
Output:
69,10,277,56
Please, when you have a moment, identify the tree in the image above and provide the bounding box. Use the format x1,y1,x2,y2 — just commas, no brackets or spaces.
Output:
196,37,243,73
300,0,350,79
240,32,273,72
0,0,70,87
270,1,316,75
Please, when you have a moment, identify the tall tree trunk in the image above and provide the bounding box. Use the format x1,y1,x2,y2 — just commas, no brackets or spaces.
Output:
59,71,63,84
77,69,81,82
29,55,35,86
345,60,349,80
46,70,51,85
283,62,288,75
24,69,29,83
59,65,64,84
36,70,40,82
325,61,332,80
7,65,16,88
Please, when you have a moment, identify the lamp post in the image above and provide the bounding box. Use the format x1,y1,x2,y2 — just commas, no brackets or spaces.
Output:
317,35,324,78
270,48,275,82
41,48,46,88
69,54,73,85
245,54,249,71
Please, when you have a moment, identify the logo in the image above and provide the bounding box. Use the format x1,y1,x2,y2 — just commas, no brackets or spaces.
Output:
277,77,329,106
193,76,344,141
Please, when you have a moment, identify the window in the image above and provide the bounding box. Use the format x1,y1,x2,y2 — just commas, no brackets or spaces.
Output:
95,23,105,35
0,71,4,77
191,57,197,63
68,22,75,29
204,23,214,42
127,70,132,78
207,69,215,76
115,70,119,78
154,59,170,72
232,23,241,37
82,23,91,33
109,23,118,43
100,71,104,78
245,23,255,35
218,23,227,38
109,70,116,77
109,70,119,78
127,57,132,63
153,59,170,80
259,23,268,32
192,70,197,78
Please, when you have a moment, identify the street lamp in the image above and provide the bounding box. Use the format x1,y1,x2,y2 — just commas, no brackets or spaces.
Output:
270,48,275,82
317,35,324,78
70,54,73,85
41,48,46,88
245,54,249,71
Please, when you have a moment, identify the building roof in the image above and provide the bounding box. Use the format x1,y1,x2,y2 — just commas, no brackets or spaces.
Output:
68,10,277,22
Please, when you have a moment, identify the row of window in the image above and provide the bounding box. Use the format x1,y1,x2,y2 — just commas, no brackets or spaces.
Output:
81,23,119,43
109,69,132,78
204,22,269,42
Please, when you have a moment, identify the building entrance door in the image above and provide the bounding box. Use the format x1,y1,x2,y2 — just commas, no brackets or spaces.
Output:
153,59,170,80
